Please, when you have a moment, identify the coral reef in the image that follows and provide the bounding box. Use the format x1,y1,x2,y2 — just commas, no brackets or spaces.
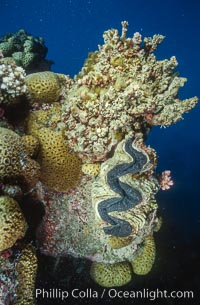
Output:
90,261,132,287
0,196,27,251
15,244,38,305
61,21,198,163
0,127,40,190
0,21,198,294
0,60,27,105
25,71,68,105
0,29,52,72
35,22,198,287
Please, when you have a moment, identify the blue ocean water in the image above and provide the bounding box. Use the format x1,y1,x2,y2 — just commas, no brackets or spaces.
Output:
0,0,200,304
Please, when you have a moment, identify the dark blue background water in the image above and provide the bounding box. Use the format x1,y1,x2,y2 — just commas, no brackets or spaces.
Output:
0,1,200,304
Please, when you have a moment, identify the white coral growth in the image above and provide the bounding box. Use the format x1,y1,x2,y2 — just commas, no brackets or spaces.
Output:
0,62,27,105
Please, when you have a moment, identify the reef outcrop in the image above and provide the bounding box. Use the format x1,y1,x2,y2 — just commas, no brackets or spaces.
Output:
0,21,198,300
61,21,198,162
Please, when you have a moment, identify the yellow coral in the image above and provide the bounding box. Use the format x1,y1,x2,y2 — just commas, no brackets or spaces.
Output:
21,135,39,158
15,244,38,305
0,127,40,188
0,196,27,251
82,163,101,177
25,71,66,104
108,236,133,249
37,128,82,192
131,235,156,275
26,103,61,136
90,261,132,287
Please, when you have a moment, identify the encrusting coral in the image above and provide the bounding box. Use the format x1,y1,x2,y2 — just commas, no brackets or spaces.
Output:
25,102,62,135
0,196,27,251
0,127,40,189
21,135,40,158
81,163,101,177
108,236,133,249
131,234,156,275
90,261,132,287
15,244,38,305
0,254,16,305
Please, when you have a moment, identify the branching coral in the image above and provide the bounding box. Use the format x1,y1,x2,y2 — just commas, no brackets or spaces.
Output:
61,21,198,162
0,29,52,72
0,61,27,105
